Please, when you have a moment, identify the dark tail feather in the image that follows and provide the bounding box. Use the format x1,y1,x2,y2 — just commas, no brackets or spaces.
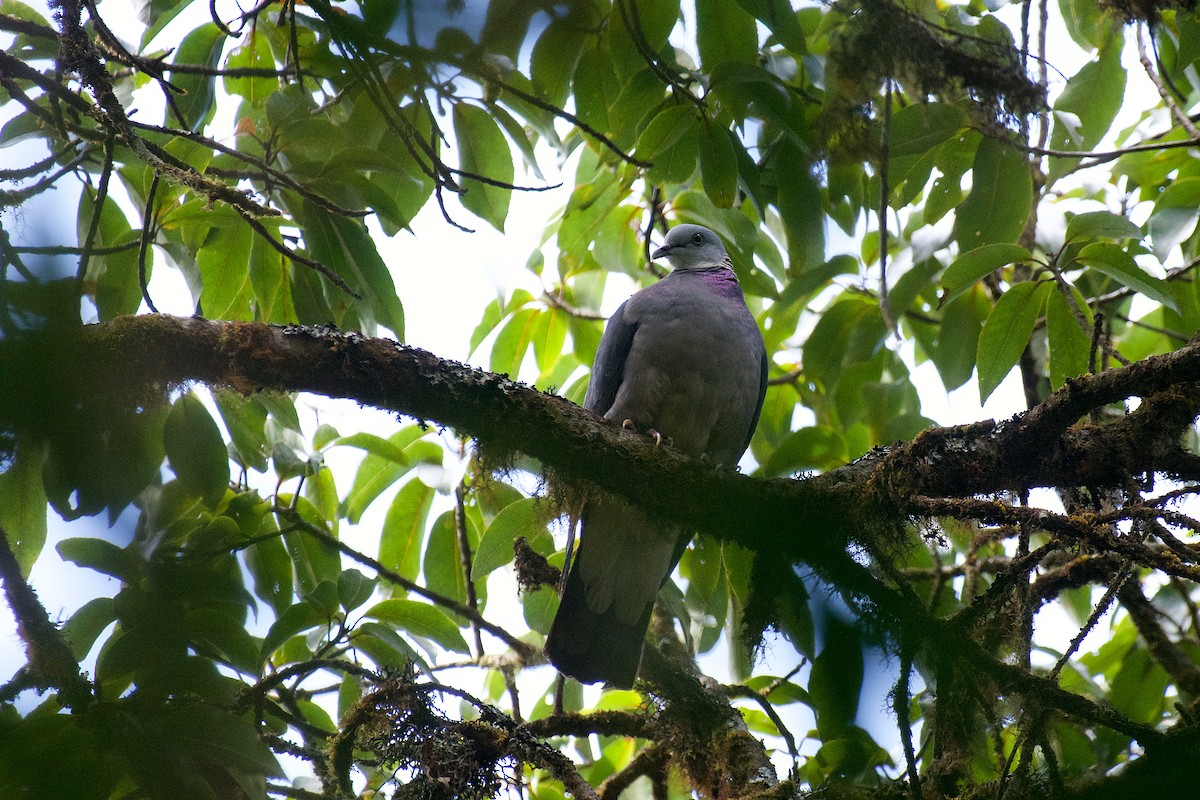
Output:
544,557,653,689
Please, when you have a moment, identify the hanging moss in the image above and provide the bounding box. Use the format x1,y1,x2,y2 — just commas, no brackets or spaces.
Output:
1101,0,1197,24
827,0,1046,136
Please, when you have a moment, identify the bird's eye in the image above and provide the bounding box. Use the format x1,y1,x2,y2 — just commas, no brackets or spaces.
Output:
691,232,704,245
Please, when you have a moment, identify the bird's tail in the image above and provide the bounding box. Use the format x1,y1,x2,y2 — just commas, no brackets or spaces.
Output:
544,552,653,689
543,498,681,688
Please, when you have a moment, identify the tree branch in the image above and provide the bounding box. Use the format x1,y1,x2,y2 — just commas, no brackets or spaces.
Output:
2,314,1197,747
0,526,92,708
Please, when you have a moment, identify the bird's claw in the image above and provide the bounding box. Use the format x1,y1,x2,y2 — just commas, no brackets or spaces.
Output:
621,419,667,447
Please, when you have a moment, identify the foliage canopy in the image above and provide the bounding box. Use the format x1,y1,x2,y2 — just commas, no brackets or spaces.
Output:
5,0,1200,798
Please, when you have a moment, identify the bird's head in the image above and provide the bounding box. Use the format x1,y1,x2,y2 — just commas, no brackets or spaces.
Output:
651,224,731,271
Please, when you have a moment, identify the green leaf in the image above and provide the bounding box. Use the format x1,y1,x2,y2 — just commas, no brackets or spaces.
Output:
244,202,287,277
522,585,559,635
453,102,514,232
530,19,588,107
1047,35,1126,184
733,0,807,52
471,497,551,580
572,40,619,134
1046,286,1093,389
0,440,47,574
261,601,327,662
137,0,189,46
888,103,968,159
295,200,405,338
423,510,486,610
331,432,412,464
1148,177,1200,261
198,224,254,321
304,575,343,618
953,138,1032,251
1058,0,1107,49
887,104,968,207
698,121,739,208
184,608,261,673
976,281,1052,403
168,23,226,130
164,392,231,506
777,147,825,277
1076,242,1178,311
212,390,269,472
61,597,117,660
342,428,425,522
762,426,847,477
1065,210,1143,243
281,508,342,595
940,243,1031,306
802,295,876,386
606,68,670,151
607,0,679,80
531,309,568,377
557,174,627,270
351,621,423,670
378,478,435,584
352,101,438,236
364,598,471,654
244,520,293,613
933,285,990,391
1109,646,1171,724
634,106,700,185
78,185,142,321
490,307,538,377
338,568,376,612
57,537,143,583
312,423,338,452
422,511,464,602
808,613,863,740
696,0,758,70
160,704,283,779
223,31,276,107
488,102,545,180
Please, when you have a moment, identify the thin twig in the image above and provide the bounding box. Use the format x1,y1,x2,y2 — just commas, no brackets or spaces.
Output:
234,208,361,298
895,647,922,800
138,174,161,313
879,80,897,337
726,684,800,763
276,509,539,661
1137,22,1200,140
542,289,604,320
77,134,115,284
454,481,485,658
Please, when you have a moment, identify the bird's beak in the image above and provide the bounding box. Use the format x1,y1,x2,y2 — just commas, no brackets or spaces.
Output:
651,243,673,260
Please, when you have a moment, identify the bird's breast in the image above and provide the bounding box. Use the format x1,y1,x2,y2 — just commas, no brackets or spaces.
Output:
609,277,763,463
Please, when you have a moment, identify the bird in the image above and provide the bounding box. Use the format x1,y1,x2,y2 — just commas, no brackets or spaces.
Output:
543,223,768,688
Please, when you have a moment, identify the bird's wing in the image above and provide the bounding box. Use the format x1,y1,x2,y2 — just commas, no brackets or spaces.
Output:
743,347,769,452
582,298,637,416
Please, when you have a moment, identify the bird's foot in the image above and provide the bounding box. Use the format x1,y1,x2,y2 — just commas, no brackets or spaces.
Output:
621,419,668,447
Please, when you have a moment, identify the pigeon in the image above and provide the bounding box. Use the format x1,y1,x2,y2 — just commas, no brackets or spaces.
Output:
544,223,768,688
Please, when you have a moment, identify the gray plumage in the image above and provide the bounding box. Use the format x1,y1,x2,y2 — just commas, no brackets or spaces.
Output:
544,224,768,688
